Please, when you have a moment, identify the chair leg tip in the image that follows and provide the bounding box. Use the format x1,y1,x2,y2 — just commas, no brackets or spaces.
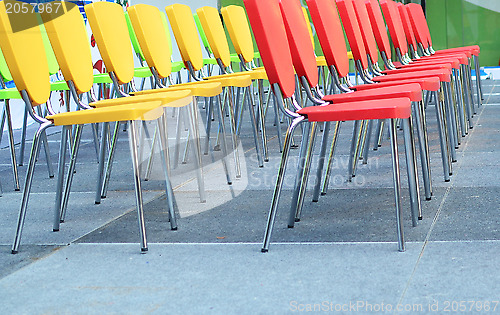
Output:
287,225,294,229
15,188,20,191
171,227,178,231
312,199,318,203
261,248,268,253
295,218,300,222
264,159,269,162
418,216,423,220
426,197,432,201
49,175,54,179
53,229,59,232
320,192,326,196
227,181,232,185
95,201,100,205
141,248,148,252
11,250,18,254
445,179,451,182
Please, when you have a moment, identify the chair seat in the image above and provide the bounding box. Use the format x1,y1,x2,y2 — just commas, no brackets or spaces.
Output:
324,83,422,103
131,81,222,98
298,97,411,122
353,77,441,92
0,87,21,99
172,61,185,72
91,89,193,108
93,73,112,84
383,63,453,75
435,46,479,56
374,69,451,83
133,66,153,78
419,53,469,64
48,101,164,126
204,73,253,87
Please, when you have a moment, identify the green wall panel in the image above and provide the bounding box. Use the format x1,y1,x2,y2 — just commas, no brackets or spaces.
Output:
427,0,500,66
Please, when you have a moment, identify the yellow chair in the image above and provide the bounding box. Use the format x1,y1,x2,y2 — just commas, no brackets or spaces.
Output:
196,5,271,162
165,3,264,172
84,2,226,204
0,0,193,253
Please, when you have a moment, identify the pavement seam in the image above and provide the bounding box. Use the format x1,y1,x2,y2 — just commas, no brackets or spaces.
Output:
394,82,495,313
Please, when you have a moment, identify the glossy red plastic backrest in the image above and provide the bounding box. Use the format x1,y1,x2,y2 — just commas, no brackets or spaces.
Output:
364,0,391,59
336,0,368,69
352,0,378,63
279,0,318,87
396,2,417,51
406,3,432,48
379,0,407,55
306,0,350,78
244,0,296,98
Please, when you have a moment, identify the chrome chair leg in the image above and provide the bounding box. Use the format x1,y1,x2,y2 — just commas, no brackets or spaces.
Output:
312,122,331,202
320,121,341,196
12,122,52,254
291,122,318,225
374,119,384,150
0,103,6,146
203,96,214,155
467,63,476,115
413,101,432,200
144,126,158,181
40,129,54,178
100,122,120,199
473,55,483,102
245,85,264,168
351,120,367,177
127,120,148,252
442,83,457,163
362,120,373,164
59,125,84,223
388,119,405,252
157,116,178,230
347,120,362,181
187,99,206,203
18,107,28,166
227,87,242,177
95,122,109,204
272,92,283,151
53,126,69,231
215,94,233,185
4,100,20,190
91,123,100,161
402,117,421,225
434,91,451,182
262,116,305,253
454,69,467,137
287,123,311,227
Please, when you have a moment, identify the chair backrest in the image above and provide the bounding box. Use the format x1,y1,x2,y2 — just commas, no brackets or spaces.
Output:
85,1,135,85
365,0,392,59
351,0,378,64
165,4,204,71
124,12,146,61
220,5,255,63
39,21,60,76
197,6,231,67
302,7,316,51
0,0,50,105
244,0,295,98
193,13,213,55
379,0,408,55
396,2,417,52
41,1,94,94
406,3,431,49
127,4,172,79
159,12,174,57
306,0,350,78
280,0,318,88
336,0,368,69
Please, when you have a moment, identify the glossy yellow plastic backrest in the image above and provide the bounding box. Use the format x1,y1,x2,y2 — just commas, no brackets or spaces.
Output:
128,4,172,79
302,7,315,50
220,5,254,63
165,4,204,71
41,2,93,94
85,1,134,85
0,0,50,105
196,6,231,67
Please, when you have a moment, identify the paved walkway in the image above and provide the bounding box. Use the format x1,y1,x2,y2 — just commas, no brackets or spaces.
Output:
0,80,498,314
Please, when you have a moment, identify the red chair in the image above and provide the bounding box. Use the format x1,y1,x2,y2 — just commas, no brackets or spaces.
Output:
405,2,483,107
244,0,415,252
379,0,472,135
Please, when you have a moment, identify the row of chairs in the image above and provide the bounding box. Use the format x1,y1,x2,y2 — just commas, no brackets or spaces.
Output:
0,0,276,253
0,0,482,254
244,0,482,252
